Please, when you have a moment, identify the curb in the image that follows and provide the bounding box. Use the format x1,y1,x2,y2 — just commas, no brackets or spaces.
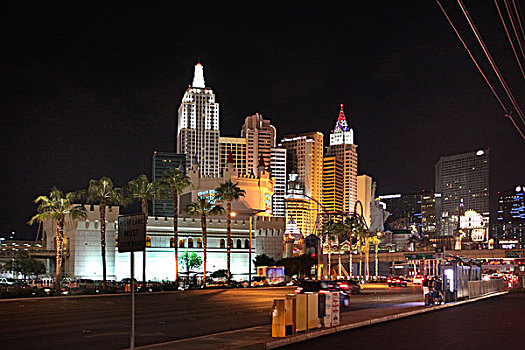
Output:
264,291,508,349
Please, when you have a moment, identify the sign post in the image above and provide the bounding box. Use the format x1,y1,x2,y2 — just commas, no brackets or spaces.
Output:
118,213,146,350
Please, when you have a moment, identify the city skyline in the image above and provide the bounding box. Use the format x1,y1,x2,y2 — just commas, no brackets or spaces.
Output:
2,2,524,239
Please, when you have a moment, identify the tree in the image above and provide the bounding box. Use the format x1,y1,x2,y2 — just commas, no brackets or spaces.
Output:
277,255,316,278
371,232,383,280
82,177,126,288
253,254,276,267
29,188,86,289
320,220,347,279
178,251,203,280
127,174,164,288
4,251,45,279
161,168,191,285
185,196,223,287
214,180,245,284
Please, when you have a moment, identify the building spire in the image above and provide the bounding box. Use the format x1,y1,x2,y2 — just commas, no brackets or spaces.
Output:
335,104,349,131
192,62,205,88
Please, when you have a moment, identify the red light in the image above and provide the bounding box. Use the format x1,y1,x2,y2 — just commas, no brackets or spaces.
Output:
339,283,349,289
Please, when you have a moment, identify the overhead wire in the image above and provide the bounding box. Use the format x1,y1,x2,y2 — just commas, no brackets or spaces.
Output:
512,0,525,42
435,0,509,113
504,0,525,70
457,0,525,137
495,0,525,78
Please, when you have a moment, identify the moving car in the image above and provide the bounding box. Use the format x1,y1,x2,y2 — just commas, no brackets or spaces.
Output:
294,280,350,307
387,276,408,287
336,280,361,294
412,275,424,284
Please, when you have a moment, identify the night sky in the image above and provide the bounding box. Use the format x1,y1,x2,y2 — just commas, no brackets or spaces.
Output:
2,2,524,240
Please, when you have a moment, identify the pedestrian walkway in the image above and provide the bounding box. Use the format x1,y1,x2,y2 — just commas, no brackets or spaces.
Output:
134,291,507,350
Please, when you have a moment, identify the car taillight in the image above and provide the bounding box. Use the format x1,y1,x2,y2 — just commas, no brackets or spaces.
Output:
387,279,391,283
294,287,302,294
339,283,348,289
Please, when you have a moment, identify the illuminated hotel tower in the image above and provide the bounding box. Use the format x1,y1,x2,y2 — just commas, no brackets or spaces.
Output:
177,63,220,176
241,113,276,176
325,104,358,213
281,132,324,236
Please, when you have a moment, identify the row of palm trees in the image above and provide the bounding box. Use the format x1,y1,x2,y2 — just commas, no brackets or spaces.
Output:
29,170,246,290
321,217,383,281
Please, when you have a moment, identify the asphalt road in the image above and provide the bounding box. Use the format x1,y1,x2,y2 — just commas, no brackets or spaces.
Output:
0,284,421,349
283,293,525,350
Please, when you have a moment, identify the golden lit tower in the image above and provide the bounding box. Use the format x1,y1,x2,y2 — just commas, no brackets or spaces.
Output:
280,131,324,236
326,104,358,213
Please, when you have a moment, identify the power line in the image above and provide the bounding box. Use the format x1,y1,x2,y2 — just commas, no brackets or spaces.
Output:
458,0,525,135
512,0,525,42
494,0,525,78
436,0,510,114
505,0,525,66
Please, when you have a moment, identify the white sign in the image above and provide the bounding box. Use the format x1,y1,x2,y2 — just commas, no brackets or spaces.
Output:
118,214,146,253
331,291,340,326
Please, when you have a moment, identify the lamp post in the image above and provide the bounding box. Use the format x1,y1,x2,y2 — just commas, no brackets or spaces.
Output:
231,209,271,287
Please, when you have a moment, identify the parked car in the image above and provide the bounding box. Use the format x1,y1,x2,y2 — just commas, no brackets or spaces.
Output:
387,276,408,287
294,280,350,307
336,280,361,294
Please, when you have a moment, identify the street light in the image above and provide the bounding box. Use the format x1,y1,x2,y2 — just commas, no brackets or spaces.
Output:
230,209,271,287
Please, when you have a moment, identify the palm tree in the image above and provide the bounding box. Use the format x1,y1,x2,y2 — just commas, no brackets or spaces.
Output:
371,232,382,280
214,180,245,284
29,188,86,289
185,197,223,287
127,174,163,288
321,220,346,279
354,229,367,281
161,169,191,285
82,177,126,288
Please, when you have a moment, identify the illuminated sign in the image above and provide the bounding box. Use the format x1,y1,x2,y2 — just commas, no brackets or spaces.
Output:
379,194,401,199
459,210,487,229
264,193,272,211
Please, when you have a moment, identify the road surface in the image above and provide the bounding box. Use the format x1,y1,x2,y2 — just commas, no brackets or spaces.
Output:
283,292,525,350
0,284,421,349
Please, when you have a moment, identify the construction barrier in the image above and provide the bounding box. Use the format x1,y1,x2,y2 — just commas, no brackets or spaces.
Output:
468,279,505,298
272,292,338,338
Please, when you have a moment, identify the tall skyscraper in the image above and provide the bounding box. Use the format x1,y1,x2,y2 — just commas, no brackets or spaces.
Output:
494,185,524,249
270,147,287,217
322,156,344,217
435,149,490,244
177,63,220,176
152,152,186,217
326,104,358,213
241,113,276,176
357,174,373,228
219,137,246,174
281,132,324,236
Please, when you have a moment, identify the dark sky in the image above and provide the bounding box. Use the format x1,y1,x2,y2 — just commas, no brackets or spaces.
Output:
2,2,524,240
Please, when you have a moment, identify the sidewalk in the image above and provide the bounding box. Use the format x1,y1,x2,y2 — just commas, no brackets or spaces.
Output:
135,291,507,350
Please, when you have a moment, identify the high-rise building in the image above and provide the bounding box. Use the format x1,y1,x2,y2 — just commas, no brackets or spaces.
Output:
281,132,324,236
152,152,186,217
357,174,373,228
219,137,246,174
494,185,525,249
177,63,220,176
322,156,344,217
270,147,287,217
241,113,276,176
378,191,436,235
435,149,490,243
326,104,358,213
